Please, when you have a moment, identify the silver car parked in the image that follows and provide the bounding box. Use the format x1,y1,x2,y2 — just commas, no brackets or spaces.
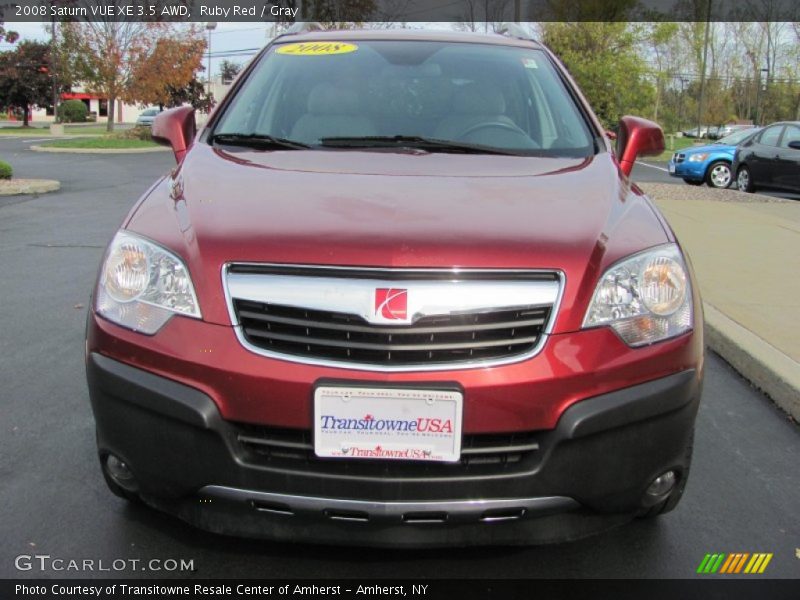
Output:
135,108,162,127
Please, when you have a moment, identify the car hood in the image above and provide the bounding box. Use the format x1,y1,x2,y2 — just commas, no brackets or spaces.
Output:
682,143,733,156
126,143,671,330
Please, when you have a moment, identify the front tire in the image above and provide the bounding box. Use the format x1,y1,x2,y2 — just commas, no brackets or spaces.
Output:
706,161,732,188
736,165,754,193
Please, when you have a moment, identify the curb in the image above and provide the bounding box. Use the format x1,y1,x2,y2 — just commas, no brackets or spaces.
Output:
0,179,61,196
30,144,169,154
704,302,799,421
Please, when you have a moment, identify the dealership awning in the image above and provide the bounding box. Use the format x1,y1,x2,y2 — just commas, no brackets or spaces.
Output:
61,93,101,100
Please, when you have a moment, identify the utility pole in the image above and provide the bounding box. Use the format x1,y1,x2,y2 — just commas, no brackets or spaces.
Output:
514,0,521,22
696,0,712,137
206,22,217,97
756,67,769,125
50,16,58,123
678,77,687,132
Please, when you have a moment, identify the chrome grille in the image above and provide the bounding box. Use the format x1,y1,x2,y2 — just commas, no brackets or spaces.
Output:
224,264,562,371
234,300,550,366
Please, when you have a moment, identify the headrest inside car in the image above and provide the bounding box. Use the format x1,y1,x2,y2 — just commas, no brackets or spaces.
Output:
453,85,506,115
307,82,361,115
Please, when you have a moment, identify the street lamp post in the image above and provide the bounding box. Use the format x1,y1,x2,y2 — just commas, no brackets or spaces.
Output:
206,22,217,98
678,77,688,133
756,67,769,125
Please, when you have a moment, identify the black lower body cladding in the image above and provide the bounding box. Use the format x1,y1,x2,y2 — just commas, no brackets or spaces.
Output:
87,352,701,546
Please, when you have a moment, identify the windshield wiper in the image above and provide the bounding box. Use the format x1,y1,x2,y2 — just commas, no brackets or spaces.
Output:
211,133,310,150
319,135,522,156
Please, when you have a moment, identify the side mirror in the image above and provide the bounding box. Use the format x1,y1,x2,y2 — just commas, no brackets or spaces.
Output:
151,106,196,163
788,141,800,150
616,116,665,177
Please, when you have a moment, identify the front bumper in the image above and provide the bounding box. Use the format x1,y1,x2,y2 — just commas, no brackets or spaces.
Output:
668,158,706,181
87,350,702,546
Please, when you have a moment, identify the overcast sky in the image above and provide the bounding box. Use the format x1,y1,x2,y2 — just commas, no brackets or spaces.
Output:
0,22,456,78
2,22,283,76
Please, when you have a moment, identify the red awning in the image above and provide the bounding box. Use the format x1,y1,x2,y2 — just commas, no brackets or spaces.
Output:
61,93,101,100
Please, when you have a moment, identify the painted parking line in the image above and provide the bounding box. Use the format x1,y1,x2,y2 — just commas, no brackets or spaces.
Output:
636,162,669,172
0,137,56,143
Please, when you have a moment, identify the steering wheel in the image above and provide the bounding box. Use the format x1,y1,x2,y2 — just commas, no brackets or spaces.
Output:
456,121,529,141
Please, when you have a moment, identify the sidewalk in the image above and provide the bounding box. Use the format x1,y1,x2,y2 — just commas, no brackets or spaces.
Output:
643,183,800,421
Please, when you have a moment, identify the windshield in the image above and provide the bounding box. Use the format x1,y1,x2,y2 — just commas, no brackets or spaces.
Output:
212,40,596,156
141,109,159,116
717,128,756,146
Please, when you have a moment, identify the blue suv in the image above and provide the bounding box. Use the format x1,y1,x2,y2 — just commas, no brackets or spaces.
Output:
669,127,759,188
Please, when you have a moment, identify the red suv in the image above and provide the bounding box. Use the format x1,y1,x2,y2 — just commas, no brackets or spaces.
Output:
86,28,703,546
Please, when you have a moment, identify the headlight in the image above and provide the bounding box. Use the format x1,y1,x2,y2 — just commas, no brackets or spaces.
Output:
95,231,201,334
688,153,708,162
583,244,693,346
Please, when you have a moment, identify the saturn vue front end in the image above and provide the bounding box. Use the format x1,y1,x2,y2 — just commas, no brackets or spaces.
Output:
85,28,703,546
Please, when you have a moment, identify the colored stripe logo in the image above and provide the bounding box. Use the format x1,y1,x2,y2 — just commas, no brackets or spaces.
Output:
697,553,773,574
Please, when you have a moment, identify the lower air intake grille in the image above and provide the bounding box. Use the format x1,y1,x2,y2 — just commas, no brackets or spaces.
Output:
234,424,541,476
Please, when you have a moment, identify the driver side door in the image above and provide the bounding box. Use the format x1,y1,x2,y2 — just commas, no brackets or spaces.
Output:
773,125,800,192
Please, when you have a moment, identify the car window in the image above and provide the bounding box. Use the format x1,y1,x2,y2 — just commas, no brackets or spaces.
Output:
212,40,596,156
758,125,784,147
780,125,800,148
718,128,756,145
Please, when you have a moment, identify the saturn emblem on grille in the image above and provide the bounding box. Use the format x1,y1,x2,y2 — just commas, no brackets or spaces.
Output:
374,288,408,321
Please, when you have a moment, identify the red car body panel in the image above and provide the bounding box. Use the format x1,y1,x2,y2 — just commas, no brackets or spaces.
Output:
89,143,702,433
92,132,696,434
88,308,701,432
123,145,670,336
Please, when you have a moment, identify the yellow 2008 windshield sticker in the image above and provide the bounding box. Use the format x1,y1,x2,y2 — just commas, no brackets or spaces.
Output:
276,42,358,56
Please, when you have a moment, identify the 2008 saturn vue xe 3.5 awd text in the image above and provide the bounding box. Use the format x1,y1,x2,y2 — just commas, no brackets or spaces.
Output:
85,28,703,546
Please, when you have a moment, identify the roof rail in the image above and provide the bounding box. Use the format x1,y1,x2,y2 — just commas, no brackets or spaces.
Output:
283,22,324,35
496,23,535,41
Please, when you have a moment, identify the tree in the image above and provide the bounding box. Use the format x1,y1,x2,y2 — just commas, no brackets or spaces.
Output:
64,22,150,131
165,78,215,113
0,18,19,44
303,0,376,24
541,22,654,127
62,22,213,131
646,22,680,125
453,0,512,33
219,60,242,85
0,41,56,127
541,0,638,20
63,22,170,132
127,31,206,108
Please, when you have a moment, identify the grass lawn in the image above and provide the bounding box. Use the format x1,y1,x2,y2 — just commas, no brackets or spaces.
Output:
63,126,118,136
39,136,158,149
0,125,128,136
0,126,51,135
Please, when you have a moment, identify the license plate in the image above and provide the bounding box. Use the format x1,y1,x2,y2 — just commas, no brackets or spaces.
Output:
668,163,676,174
314,386,463,462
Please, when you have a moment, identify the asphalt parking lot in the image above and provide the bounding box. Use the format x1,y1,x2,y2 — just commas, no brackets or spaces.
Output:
1,136,798,579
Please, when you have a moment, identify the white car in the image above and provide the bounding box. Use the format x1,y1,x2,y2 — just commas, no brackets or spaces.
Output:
135,108,161,127
682,126,709,139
